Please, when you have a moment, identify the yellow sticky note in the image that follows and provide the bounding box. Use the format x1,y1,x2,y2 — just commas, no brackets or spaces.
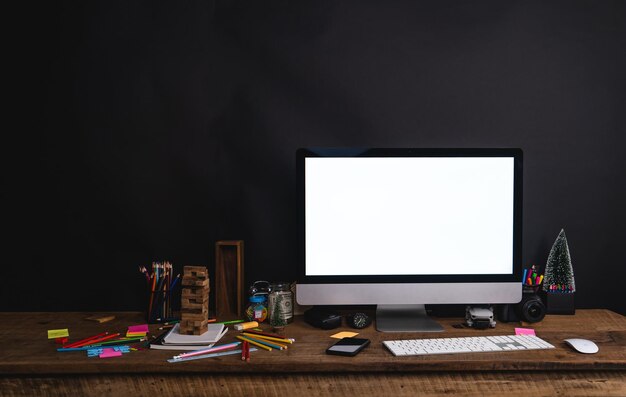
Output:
330,331,359,339
47,329,69,339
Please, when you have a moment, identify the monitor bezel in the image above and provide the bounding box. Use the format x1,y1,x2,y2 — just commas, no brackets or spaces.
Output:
296,147,523,284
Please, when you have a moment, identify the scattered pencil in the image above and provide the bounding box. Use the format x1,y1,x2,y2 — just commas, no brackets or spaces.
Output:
239,335,285,350
64,332,109,348
241,341,247,361
236,335,273,352
242,332,293,345
243,329,294,342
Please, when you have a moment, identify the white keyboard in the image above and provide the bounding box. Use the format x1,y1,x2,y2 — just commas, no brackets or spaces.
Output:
383,334,554,356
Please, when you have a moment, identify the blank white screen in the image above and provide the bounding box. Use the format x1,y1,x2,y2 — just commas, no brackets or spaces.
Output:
305,157,514,276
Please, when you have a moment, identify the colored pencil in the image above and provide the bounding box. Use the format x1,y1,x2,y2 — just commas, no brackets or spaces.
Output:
169,274,180,290
217,319,246,325
173,342,242,359
72,333,121,347
248,336,288,350
239,335,285,350
94,337,146,346
236,335,273,351
242,329,294,342
63,332,108,348
148,271,156,322
242,332,293,345
58,346,101,352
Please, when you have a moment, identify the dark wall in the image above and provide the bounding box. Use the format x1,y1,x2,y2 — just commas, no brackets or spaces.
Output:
6,1,624,314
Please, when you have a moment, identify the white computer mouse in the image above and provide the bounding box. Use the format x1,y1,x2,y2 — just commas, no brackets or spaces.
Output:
564,338,599,354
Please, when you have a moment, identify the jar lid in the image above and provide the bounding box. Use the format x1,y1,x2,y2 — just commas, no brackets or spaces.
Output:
249,295,265,303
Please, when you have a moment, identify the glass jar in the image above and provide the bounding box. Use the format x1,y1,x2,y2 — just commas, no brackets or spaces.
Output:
245,295,268,323
268,282,293,327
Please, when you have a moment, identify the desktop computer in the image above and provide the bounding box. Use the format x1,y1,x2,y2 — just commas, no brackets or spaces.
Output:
296,148,523,332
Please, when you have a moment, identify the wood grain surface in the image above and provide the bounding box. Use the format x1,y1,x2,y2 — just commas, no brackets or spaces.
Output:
0,310,624,396
1,372,625,397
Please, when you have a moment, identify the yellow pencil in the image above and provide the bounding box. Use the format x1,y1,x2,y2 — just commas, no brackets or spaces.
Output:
236,335,273,352
242,332,293,345
240,335,286,350
242,334,289,349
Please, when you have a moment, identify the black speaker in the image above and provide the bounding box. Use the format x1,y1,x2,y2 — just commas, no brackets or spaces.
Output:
498,291,546,323
303,308,342,329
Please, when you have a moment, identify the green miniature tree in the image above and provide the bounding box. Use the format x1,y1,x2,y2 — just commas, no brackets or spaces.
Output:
543,229,576,293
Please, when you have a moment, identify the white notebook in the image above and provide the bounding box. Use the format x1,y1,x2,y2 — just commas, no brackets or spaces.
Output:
163,323,227,345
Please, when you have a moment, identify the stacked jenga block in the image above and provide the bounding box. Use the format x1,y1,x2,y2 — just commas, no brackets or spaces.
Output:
179,266,210,335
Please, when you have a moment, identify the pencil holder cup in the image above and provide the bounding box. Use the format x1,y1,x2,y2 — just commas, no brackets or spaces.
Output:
147,289,173,323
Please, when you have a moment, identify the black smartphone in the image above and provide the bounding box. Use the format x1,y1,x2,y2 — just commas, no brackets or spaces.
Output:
325,337,370,356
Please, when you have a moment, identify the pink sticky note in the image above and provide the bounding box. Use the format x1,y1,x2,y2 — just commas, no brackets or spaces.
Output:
127,324,149,334
99,348,123,358
515,327,536,336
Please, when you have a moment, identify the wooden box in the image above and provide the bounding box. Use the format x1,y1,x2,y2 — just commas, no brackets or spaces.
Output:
215,240,244,319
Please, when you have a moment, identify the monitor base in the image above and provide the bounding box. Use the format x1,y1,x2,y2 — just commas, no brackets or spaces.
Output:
376,304,444,332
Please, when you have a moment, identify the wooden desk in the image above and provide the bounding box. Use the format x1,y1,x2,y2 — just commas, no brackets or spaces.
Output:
1,310,624,396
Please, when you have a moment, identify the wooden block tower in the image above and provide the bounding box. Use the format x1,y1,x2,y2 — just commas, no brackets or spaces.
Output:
179,266,210,335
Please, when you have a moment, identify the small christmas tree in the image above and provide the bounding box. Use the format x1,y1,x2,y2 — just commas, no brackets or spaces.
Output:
543,229,575,293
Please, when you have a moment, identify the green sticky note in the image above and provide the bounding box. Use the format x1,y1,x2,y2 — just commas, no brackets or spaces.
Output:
47,329,69,339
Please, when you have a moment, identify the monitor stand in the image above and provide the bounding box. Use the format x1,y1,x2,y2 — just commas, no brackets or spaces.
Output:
376,304,444,332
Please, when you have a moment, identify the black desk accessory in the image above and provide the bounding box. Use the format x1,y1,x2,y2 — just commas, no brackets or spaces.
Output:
304,308,342,330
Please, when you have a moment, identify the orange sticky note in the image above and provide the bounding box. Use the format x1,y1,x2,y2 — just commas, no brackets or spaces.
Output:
330,331,359,339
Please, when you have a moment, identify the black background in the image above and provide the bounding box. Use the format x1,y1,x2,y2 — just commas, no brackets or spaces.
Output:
6,1,624,314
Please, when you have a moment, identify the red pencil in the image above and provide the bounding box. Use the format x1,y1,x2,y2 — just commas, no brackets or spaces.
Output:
72,333,121,348
63,332,109,348
241,341,247,361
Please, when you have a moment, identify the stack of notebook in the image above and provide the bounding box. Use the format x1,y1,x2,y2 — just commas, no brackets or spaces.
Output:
150,323,228,351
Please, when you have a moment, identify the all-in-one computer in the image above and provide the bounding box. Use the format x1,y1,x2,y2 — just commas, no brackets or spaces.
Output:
296,148,523,332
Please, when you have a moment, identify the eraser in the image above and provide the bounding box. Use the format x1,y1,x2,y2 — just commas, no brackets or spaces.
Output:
234,321,259,331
